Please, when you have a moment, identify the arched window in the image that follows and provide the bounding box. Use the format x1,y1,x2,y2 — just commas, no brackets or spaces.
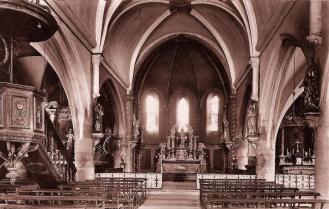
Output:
177,98,189,131
145,94,159,133
207,95,219,132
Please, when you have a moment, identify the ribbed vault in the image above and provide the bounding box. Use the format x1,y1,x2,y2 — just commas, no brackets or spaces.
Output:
134,37,228,105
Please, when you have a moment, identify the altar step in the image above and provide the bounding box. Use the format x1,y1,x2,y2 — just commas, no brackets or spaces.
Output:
163,181,196,190
163,173,197,182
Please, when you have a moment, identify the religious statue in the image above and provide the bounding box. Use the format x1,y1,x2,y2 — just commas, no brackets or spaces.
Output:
170,127,176,137
66,128,74,152
303,58,320,112
93,103,104,132
179,131,186,148
159,142,167,159
223,110,230,141
133,118,142,141
246,100,257,136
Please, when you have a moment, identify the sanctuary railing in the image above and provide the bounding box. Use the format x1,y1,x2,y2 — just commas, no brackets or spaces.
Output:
197,173,315,191
96,172,163,189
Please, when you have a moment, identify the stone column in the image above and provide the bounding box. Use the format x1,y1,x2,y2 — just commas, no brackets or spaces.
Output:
92,54,101,99
229,93,237,141
227,93,237,171
315,102,329,199
250,57,260,101
75,113,95,181
307,0,322,47
124,92,134,172
255,126,275,181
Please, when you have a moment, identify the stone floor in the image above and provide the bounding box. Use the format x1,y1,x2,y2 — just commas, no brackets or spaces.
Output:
139,181,201,209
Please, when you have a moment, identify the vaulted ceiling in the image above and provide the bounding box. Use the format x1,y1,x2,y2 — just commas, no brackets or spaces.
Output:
3,0,310,140
40,0,305,89
135,37,229,105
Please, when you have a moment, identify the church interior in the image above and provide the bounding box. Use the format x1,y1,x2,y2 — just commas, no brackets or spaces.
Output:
0,0,329,208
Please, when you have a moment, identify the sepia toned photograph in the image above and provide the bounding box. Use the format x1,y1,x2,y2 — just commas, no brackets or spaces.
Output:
0,0,328,208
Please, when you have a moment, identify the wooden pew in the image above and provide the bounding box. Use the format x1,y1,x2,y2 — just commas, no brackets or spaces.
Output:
203,191,321,207
204,198,329,209
199,178,300,207
0,193,123,209
59,179,141,208
97,177,147,203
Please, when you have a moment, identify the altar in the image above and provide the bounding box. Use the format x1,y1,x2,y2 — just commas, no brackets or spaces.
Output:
156,125,207,174
162,159,201,173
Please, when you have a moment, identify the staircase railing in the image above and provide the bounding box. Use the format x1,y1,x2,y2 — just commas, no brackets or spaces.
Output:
43,113,76,183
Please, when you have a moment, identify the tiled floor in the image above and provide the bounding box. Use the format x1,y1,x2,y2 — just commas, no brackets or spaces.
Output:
139,181,201,209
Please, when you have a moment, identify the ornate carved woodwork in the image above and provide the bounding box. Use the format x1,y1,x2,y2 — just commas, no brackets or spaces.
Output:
0,82,46,143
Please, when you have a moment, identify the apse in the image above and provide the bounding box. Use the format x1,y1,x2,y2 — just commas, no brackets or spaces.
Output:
133,37,230,172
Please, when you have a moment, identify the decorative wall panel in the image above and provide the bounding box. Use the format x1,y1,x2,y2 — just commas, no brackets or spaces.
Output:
275,174,315,191
34,96,44,131
10,95,30,129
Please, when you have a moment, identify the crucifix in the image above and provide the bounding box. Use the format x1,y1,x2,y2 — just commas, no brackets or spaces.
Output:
294,139,301,153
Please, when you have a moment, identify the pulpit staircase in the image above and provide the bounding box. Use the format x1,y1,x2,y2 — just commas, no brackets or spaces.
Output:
0,0,74,188
21,113,76,187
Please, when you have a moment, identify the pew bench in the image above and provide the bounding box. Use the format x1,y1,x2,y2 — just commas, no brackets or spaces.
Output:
204,198,329,209
0,194,123,209
202,191,321,207
59,184,138,208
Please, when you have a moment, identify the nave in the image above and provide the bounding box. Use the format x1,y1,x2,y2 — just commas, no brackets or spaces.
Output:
2,0,329,208
140,182,201,209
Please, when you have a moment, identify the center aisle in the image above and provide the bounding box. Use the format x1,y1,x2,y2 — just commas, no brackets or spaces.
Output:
139,182,202,209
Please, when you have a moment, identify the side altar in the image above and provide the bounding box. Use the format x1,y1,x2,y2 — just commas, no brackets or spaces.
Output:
156,125,207,174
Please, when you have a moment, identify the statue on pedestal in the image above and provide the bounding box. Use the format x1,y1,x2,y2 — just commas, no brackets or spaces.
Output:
223,110,230,142
66,128,74,153
93,103,104,133
303,58,320,112
133,118,143,141
245,100,257,136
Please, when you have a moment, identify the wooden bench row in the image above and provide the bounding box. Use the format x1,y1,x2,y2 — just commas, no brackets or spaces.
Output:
60,177,147,207
205,198,329,209
199,178,329,209
0,193,123,209
0,177,147,209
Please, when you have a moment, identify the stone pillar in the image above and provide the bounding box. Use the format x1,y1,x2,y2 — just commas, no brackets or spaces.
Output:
250,57,260,101
92,54,101,99
228,93,237,170
307,0,322,47
75,114,95,181
229,93,237,141
255,127,275,181
315,102,329,199
124,92,134,172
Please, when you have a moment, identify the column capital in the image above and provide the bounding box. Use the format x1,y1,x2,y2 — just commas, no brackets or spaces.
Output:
92,54,102,65
249,56,260,67
230,92,237,98
306,34,322,48
127,92,134,101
